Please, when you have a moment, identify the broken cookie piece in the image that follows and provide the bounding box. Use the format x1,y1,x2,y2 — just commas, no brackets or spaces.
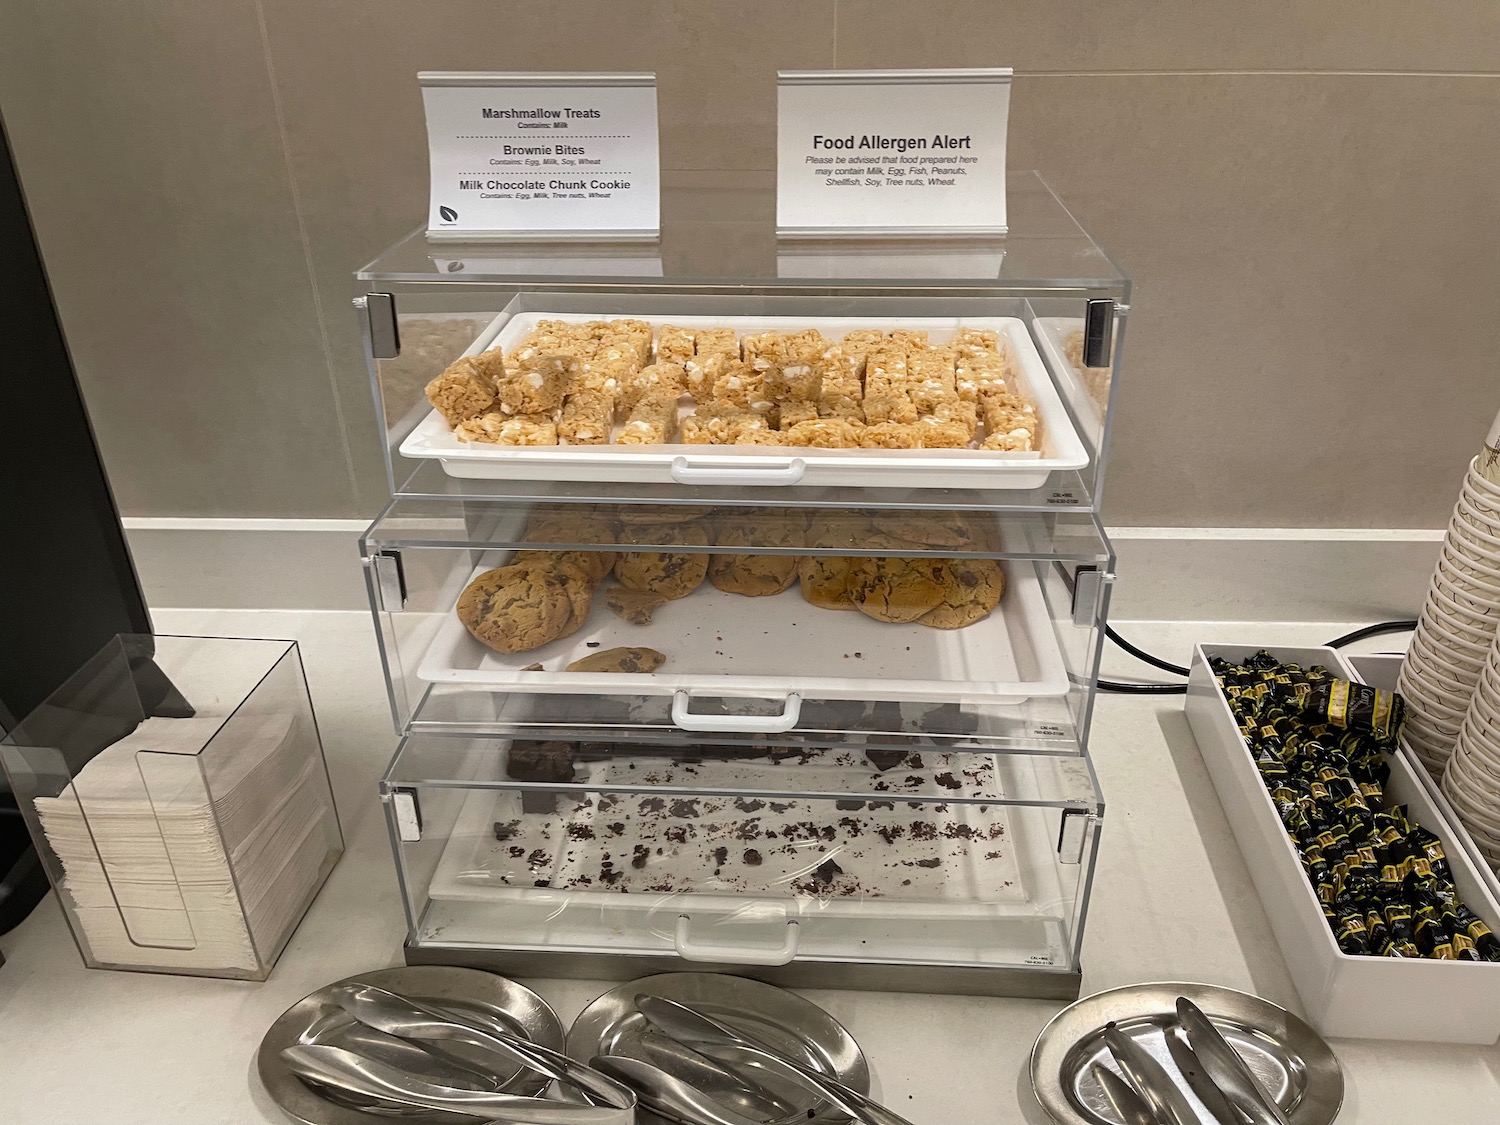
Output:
604,587,670,625
565,646,667,673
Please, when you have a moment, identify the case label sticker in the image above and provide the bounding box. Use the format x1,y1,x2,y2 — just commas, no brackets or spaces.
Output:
420,72,660,240
776,69,1012,236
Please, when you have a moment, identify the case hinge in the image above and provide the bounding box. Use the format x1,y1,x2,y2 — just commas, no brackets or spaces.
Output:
372,550,407,611
355,292,401,359
1057,809,1093,864
389,786,423,842
1083,298,1115,369
1070,566,1114,627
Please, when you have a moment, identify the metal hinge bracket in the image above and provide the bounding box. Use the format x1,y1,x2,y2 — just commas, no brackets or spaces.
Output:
372,550,407,611
1083,298,1115,369
389,786,423,842
1057,809,1094,864
1070,566,1114,627
355,292,400,359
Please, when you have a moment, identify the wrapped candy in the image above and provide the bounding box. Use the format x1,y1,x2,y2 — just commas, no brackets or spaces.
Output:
1212,652,1495,961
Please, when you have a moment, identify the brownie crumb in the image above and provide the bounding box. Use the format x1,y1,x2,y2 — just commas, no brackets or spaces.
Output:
670,798,701,818
812,858,843,886
835,799,864,811
713,846,728,867
743,849,762,866
935,771,962,790
492,819,521,841
566,824,595,841
914,857,941,868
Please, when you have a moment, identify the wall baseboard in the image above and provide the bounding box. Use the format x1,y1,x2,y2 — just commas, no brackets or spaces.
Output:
123,518,1444,621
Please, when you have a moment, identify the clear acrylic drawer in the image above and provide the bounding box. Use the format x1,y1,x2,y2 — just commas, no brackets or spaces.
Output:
362,498,1114,756
356,171,1130,511
381,732,1102,994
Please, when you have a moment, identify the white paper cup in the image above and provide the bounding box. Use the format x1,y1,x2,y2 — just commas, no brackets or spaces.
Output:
1461,482,1500,523
1410,625,1489,673
1444,749,1500,813
1432,568,1500,613
1456,497,1500,544
1464,465,1500,504
1400,659,1472,707
1408,653,1480,702
1417,614,1495,657
1399,676,1472,726
1405,643,1484,692
1437,551,1500,598
1449,512,1500,558
1467,461,1500,500
1428,590,1500,635
1445,753,1500,828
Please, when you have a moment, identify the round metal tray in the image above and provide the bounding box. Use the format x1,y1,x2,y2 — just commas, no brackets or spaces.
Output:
1030,981,1343,1125
564,972,867,1125
257,965,564,1125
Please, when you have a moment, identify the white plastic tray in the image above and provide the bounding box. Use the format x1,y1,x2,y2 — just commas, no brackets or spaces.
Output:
398,312,1088,490
1186,643,1500,1043
416,556,1068,714
428,748,1030,921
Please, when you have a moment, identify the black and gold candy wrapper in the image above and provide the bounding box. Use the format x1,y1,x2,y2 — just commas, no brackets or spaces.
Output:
1293,679,1405,745
1212,652,1498,962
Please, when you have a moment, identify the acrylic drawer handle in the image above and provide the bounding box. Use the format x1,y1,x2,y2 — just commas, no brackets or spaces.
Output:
669,456,807,486
671,691,802,733
675,916,801,966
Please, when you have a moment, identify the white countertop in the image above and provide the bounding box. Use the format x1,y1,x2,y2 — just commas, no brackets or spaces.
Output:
3,609,1498,1124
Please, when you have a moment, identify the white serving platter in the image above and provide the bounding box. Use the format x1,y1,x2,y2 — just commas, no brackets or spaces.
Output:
1186,643,1500,1043
398,312,1088,490
415,555,1068,713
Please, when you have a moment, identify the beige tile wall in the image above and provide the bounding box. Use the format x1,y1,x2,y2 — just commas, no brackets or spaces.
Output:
2,1,1497,525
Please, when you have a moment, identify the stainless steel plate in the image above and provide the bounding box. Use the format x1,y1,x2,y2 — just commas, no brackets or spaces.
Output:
257,965,564,1125
564,972,868,1125
1030,981,1343,1125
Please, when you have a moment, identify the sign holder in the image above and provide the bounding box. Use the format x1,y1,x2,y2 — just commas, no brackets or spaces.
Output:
420,71,660,243
776,68,1012,239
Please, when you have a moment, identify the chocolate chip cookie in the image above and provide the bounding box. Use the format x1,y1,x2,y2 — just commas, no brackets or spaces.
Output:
709,516,802,597
919,559,1006,629
614,521,710,599
456,561,591,653
846,556,948,623
566,647,667,672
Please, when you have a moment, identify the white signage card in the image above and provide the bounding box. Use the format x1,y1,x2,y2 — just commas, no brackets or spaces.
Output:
776,69,1012,237
420,72,660,241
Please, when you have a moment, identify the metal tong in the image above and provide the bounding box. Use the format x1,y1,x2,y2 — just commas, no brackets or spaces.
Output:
329,981,636,1113
281,1044,630,1124
636,994,919,1125
1093,999,1295,1125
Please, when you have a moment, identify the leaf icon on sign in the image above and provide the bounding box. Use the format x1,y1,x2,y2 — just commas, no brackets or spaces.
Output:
439,205,458,222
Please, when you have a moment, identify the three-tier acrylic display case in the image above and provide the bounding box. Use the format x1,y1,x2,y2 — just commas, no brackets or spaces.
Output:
355,171,1127,997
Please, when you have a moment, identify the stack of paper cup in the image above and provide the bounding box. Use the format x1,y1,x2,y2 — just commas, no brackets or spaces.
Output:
1442,630,1500,868
1399,412,1500,777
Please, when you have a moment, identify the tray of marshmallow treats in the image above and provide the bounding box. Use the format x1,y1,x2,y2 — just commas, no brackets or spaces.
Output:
402,313,1089,490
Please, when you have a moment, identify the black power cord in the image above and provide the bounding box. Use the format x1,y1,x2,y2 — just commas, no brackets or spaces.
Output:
1099,619,1418,695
